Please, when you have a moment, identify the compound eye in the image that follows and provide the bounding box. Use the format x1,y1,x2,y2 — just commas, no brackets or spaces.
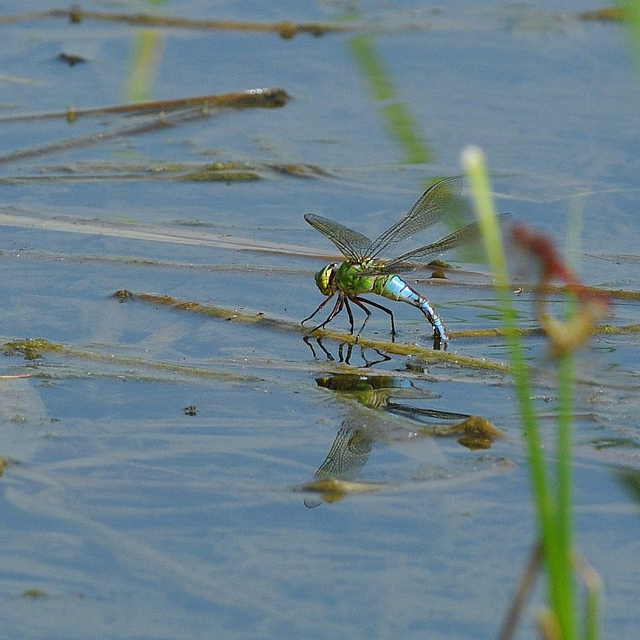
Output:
315,263,337,295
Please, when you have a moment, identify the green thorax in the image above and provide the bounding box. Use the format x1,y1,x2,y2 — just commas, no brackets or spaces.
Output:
336,260,391,295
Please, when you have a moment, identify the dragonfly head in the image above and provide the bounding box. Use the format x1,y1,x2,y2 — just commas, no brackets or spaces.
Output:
315,263,339,296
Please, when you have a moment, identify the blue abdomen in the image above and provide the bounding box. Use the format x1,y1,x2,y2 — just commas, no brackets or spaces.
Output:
379,275,418,303
378,275,449,347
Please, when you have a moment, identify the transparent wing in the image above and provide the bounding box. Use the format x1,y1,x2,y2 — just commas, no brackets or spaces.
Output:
385,213,512,271
359,213,512,275
365,176,463,260
312,425,372,479
303,425,373,509
304,213,372,262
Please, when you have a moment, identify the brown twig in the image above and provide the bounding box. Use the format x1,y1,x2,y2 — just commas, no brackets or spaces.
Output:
0,7,350,38
0,88,290,123
0,89,289,165
0,111,189,166
499,542,543,640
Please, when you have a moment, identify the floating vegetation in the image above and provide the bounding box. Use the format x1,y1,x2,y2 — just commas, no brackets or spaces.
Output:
419,415,505,450
112,289,134,301
578,8,628,22
1,335,260,383
2,6,625,37
0,455,16,476
0,159,329,184
21,588,48,599
0,8,350,38
299,477,387,503
2,338,64,361
127,291,515,370
182,167,261,182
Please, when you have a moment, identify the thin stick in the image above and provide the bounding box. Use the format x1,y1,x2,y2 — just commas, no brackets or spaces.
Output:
0,110,196,166
0,8,350,37
0,88,290,123
498,542,543,640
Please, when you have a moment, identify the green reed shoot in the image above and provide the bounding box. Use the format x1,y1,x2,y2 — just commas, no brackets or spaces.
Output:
462,146,584,639
618,0,640,75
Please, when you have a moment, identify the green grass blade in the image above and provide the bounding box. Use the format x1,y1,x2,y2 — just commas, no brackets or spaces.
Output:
461,146,576,638
349,34,433,164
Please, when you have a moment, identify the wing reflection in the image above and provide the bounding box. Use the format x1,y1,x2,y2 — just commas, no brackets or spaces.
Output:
303,426,373,509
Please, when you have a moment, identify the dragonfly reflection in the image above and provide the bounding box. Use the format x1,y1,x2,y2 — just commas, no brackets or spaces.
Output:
302,374,502,508
303,335,391,367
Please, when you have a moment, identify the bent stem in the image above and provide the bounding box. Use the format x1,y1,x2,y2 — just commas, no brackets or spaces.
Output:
461,146,576,639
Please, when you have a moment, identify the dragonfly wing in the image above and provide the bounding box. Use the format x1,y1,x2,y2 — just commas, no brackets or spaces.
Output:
366,176,464,260
304,213,372,262
382,213,512,271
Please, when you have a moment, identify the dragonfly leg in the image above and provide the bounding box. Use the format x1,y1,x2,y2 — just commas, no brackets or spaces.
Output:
351,296,397,337
302,293,335,325
309,294,345,332
348,296,372,339
343,297,355,333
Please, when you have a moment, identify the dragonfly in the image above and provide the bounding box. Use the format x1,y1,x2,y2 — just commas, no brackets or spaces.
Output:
302,176,496,350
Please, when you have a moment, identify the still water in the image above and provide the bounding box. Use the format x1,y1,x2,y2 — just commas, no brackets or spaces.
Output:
0,1,639,638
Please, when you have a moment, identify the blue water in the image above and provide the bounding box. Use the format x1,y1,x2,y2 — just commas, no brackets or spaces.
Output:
0,2,639,638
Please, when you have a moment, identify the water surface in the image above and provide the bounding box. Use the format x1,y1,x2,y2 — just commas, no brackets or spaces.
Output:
0,2,639,639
